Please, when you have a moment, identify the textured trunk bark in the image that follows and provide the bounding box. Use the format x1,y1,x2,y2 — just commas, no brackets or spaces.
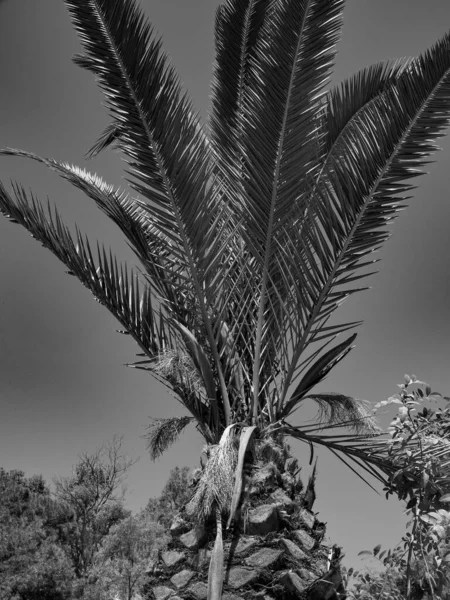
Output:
146,440,347,600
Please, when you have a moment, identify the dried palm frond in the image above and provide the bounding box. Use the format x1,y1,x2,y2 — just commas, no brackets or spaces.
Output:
303,394,381,435
153,348,202,394
144,416,193,461
186,425,239,521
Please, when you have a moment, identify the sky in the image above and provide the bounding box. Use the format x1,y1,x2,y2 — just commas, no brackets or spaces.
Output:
0,0,450,570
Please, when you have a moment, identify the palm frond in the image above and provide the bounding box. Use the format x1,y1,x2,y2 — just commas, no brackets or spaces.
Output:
321,58,411,158
280,333,356,418
209,0,271,173
86,123,123,159
0,148,182,307
274,422,392,487
235,0,345,418
186,425,238,521
66,0,234,423
279,418,450,496
0,181,160,357
279,31,450,407
144,416,194,461
0,181,218,435
299,393,381,435
169,321,218,416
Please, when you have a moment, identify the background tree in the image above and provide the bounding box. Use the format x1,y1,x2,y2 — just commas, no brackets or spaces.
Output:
91,512,168,600
145,466,193,529
53,437,135,587
0,469,74,600
2,0,450,598
347,378,450,599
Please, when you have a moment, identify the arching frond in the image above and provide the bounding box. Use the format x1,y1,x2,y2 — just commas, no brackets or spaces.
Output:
0,181,160,358
209,0,271,173
0,182,216,437
0,149,189,318
66,0,235,425
277,31,450,408
144,416,194,461
237,0,345,417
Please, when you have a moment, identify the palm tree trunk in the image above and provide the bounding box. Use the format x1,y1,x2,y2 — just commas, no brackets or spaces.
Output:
148,438,347,599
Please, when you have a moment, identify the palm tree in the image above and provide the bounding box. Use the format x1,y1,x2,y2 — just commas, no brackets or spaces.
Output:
1,0,450,597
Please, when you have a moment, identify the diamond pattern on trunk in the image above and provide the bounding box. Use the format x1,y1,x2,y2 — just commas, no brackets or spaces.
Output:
154,440,346,599
170,568,195,589
269,488,296,513
161,550,186,568
225,566,259,588
298,508,315,530
279,571,307,595
281,538,308,562
292,528,315,551
250,464,279,489
179,525,206,549
225,536,258,556
245,547,283,568
246,504,279,535
298,567,317,582
186,581,208,600
153,586,174,600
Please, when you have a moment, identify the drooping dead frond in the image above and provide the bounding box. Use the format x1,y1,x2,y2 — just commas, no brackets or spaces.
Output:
186,425,238,521
301,393,381,435
144,416,193,461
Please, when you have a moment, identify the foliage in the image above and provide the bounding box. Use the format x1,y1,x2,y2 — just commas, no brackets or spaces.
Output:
346,377,450,599
90,512,169,600
145,466,193,528
0,457,185,600
0,469,74,600
53,436,135,581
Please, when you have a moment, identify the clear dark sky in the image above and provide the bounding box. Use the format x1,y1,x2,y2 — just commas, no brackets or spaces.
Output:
0,0,450,568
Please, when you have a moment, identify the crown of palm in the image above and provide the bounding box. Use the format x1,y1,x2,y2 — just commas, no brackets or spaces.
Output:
2,0,450,485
